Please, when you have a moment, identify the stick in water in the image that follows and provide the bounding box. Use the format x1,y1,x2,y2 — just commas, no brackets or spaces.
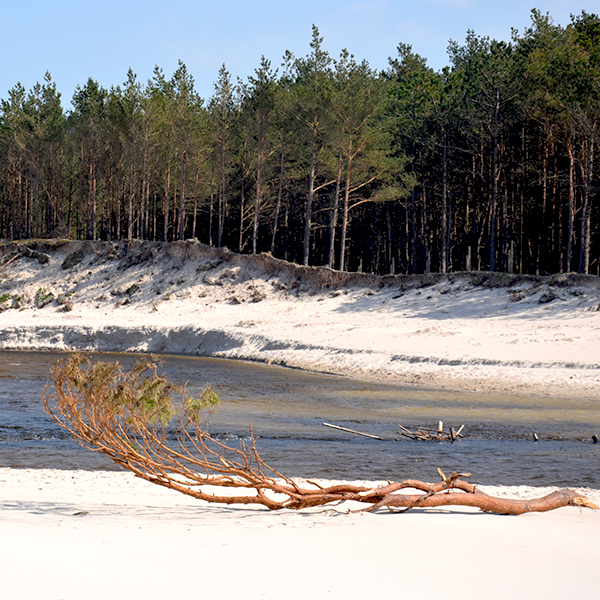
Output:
322,422,383,440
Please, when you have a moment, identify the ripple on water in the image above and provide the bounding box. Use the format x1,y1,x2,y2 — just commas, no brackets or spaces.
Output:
0,350,598,486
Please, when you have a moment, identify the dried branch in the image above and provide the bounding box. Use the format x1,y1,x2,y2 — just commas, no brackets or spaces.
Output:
42,355,599,515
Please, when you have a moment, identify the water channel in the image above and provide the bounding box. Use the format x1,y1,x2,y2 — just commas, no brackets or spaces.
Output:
1,350,599,487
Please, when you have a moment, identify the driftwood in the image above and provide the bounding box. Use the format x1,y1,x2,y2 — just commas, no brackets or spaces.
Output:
398,422,465,442
42,355,598,515
322,422,383,440
0,253,20,274
356,470,595,514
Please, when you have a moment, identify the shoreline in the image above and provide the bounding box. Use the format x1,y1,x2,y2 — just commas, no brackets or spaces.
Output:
3,316,600,400
4,339,600,402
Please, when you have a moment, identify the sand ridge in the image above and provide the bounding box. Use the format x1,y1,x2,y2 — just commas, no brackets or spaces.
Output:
1,239,600,398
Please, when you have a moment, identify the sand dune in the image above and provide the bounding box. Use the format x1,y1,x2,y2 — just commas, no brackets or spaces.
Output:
1,239,600,398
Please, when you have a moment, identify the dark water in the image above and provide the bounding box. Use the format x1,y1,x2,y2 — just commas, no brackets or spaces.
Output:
1,350,599,487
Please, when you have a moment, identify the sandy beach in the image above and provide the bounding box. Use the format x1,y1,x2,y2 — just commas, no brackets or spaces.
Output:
1,240,600,598
1,469,599,599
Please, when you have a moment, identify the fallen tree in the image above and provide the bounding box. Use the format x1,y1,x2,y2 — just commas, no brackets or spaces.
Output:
43,355,598,515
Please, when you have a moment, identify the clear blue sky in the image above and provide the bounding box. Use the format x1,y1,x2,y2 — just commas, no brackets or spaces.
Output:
2,0,599,107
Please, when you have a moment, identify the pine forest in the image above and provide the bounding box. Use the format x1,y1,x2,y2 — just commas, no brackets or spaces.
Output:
1,10,600,276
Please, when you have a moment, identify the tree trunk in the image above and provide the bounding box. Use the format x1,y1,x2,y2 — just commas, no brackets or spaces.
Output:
128,164,134,241
579,138,594,274
271,141,285,255
441,129,448,273
421,188,428,272
208,168,215,246
303,127,317,266
489,87,500,272
34,148,41,238
218,132,226,247
566,132,575,272
44,355,599,517
192,165,199,240
178,144,186,241
46,142,53,235
302,123,317,265
536,137,548,275
328,141,343,269
386,204,394,274
239,145,247,252
410,187,417,274
339,137,353,272
252,122,264,255
163,165,170,242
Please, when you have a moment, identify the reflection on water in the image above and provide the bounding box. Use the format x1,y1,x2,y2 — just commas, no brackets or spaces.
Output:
0,350,599,487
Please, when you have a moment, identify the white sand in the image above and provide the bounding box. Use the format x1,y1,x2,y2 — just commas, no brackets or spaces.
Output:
1,242,600,598
2,241,600,398
1,469,599,599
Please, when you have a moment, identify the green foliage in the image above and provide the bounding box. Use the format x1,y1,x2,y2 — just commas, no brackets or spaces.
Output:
538,291,557,304
60,354,220,426
57,291,74,304
196,260,220,272
61,251,84,270
35,287,55,308
1,12,600,275
184,385,221,421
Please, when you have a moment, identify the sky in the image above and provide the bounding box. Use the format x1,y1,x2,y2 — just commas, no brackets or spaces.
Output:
2,0,599,108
